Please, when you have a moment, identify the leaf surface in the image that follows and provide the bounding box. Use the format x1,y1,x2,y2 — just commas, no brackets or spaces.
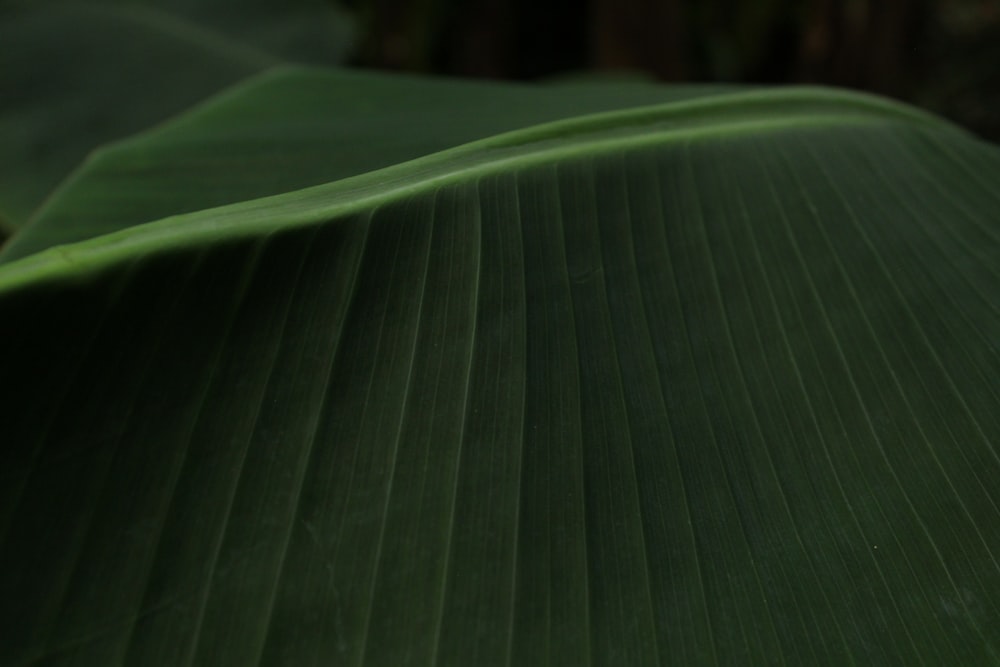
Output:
1,84,999,666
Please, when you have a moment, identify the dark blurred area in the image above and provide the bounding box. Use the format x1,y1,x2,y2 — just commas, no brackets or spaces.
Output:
344,0,1000,140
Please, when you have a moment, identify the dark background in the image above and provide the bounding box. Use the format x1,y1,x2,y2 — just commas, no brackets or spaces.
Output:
343,0,1000,140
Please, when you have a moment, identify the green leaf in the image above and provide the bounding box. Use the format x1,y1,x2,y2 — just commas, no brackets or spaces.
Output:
0,1,354,228
2,83,1000,665
1,66,736,263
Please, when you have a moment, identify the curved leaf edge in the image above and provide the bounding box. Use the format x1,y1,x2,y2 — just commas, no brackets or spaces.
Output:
0,84,968,296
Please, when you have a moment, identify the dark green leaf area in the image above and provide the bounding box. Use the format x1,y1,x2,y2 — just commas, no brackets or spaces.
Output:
2,125,1000,666
0,2,355,228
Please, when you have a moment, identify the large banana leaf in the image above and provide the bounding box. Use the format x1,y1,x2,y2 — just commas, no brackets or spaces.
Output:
1,79,1000,666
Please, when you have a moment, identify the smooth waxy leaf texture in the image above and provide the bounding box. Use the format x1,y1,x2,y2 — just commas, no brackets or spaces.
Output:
1,85,999,666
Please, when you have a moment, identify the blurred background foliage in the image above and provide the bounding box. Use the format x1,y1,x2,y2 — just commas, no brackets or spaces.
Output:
341,0,1000,140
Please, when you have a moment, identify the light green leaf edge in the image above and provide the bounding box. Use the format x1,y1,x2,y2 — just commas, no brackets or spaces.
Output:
3,65,739,262
0,86,957,295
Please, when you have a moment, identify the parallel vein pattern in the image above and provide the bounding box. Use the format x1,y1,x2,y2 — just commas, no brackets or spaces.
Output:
1,119,1000,666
